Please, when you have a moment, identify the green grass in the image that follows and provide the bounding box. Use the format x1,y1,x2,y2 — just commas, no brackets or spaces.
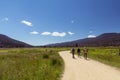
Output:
71,47,120,69
1,47,119,80
0,48,66,80
87,47,120,68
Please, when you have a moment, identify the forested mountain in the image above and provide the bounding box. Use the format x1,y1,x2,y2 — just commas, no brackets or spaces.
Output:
46,33,120,47
0,34,32,48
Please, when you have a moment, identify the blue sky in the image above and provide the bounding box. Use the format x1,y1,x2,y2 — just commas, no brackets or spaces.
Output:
0,0,120,45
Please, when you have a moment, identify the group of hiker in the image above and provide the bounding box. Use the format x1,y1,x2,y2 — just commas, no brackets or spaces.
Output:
72,47,88,59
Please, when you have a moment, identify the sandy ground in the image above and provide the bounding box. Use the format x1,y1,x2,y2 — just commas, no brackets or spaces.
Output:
59,51,120,80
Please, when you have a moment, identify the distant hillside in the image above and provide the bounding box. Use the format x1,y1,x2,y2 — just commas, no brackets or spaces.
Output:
0,34,32,48
46,33,120,47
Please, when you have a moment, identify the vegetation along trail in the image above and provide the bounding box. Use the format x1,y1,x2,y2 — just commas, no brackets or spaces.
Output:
59,51,120,80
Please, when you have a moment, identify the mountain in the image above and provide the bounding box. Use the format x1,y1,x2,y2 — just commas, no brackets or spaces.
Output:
46,33,120,47
0,34,32,48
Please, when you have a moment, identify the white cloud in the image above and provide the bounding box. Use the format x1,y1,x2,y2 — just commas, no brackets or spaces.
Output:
41,32,51,35
71,20,74,24
88,31,96,38
21,20,33,26
2,18,8,21
88,35,96,38
52,32,66,37
30,31,39,34
41,31,67,37
68,31,74,35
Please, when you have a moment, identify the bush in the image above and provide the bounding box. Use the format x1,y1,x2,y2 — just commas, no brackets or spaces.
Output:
43,54,49,59
0,48,64,80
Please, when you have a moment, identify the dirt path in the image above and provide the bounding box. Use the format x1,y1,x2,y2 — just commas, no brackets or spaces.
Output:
59,51,120,80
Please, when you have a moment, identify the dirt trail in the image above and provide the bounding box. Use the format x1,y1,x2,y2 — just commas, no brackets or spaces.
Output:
59,51,120,80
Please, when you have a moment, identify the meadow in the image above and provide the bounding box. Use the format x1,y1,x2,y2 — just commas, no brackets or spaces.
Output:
87,47,120,69
70,47,119,68
71,47,120,69
0,47,120,80
0,48,69,80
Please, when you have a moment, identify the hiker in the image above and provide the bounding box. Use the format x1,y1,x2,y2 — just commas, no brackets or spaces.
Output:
72,48,75,58
83,47,88,59
77,48,81,58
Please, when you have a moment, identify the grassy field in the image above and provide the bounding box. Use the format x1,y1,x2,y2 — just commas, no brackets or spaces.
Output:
0,48,70,80
87,47,120,69
73,47,120,69
0,47,120,80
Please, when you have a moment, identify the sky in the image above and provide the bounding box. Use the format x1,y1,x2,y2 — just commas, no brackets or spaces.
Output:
0,0,120,46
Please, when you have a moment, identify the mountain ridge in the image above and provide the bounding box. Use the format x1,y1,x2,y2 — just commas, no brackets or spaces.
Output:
0,33,120,48
0,34,32,48
46,33,120,47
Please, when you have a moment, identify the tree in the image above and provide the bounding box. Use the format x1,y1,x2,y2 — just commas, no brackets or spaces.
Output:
75,43,78,47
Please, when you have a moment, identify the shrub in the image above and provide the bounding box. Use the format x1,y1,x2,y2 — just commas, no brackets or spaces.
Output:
43,54,49,59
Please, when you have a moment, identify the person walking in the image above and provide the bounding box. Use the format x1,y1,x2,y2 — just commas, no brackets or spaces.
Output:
77,48,81,58
83,47,88,59
72,48,75,58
